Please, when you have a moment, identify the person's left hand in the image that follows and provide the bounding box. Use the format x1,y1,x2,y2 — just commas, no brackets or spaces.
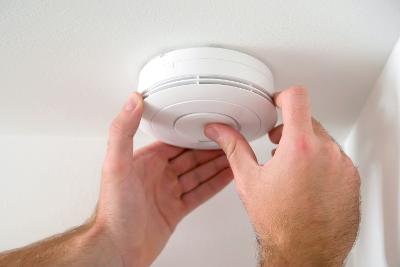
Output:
94,92,233,267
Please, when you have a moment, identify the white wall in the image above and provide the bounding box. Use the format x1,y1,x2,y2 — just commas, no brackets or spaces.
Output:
344,38,400,267
0,136,105,250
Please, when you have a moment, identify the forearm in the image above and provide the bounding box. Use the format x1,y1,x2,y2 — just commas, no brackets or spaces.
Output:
0,221,122,267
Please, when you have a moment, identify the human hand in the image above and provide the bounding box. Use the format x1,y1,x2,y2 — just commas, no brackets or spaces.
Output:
95,93,233,267
205,87,360,267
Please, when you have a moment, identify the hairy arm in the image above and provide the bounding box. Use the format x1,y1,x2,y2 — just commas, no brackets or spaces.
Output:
0,93,232,267
0,220,122,267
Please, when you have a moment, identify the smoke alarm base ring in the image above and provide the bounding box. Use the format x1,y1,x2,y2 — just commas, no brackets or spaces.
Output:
138,47,277,149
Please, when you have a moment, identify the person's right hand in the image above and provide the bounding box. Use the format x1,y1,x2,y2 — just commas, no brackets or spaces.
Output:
205,87,360,267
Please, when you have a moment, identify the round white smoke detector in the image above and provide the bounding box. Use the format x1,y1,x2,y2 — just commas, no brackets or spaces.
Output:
137,47,277,149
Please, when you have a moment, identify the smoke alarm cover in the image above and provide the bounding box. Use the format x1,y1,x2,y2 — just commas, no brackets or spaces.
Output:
137,47,277,149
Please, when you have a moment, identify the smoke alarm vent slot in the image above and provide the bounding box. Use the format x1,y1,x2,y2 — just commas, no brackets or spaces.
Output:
142,75,272,101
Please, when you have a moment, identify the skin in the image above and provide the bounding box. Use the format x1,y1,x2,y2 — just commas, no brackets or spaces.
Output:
0,87,360,267
205,87,361,267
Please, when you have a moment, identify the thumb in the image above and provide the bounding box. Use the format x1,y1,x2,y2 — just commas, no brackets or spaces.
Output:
205,124,258,174
107,92,143,161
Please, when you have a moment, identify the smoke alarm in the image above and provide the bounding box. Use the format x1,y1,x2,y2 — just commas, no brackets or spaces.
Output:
137,47,277,149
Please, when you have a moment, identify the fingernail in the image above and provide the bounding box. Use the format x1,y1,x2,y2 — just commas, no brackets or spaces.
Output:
125,94,137,111
205,125,219,140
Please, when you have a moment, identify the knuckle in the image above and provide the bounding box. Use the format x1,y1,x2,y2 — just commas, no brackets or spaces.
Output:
225,140,238,161
342,151,357,170
102,159,129,176
324,141,342,159
343,153,355,166
293,134,315,156
109,118,124,136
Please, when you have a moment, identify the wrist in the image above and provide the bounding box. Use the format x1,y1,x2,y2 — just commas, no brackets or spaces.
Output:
257,236,343,267
73,220,125,267
89,217,149,267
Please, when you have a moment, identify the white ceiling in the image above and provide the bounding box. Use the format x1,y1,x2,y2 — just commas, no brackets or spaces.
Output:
1,0,400,142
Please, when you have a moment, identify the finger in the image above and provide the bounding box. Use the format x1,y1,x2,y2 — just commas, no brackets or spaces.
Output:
312,118,331,140
135,141,186,160
204,123,258,174
312,118,344,152
182,168,233,213
179,155,229,193
268,124,283,144
156,143,186,159
274,87,313,136
107,93,143,161
169,149,224,176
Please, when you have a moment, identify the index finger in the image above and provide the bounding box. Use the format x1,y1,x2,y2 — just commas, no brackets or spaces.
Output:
273,87,313,136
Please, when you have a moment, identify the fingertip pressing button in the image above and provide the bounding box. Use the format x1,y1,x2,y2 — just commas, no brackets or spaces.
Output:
174,112,239,143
